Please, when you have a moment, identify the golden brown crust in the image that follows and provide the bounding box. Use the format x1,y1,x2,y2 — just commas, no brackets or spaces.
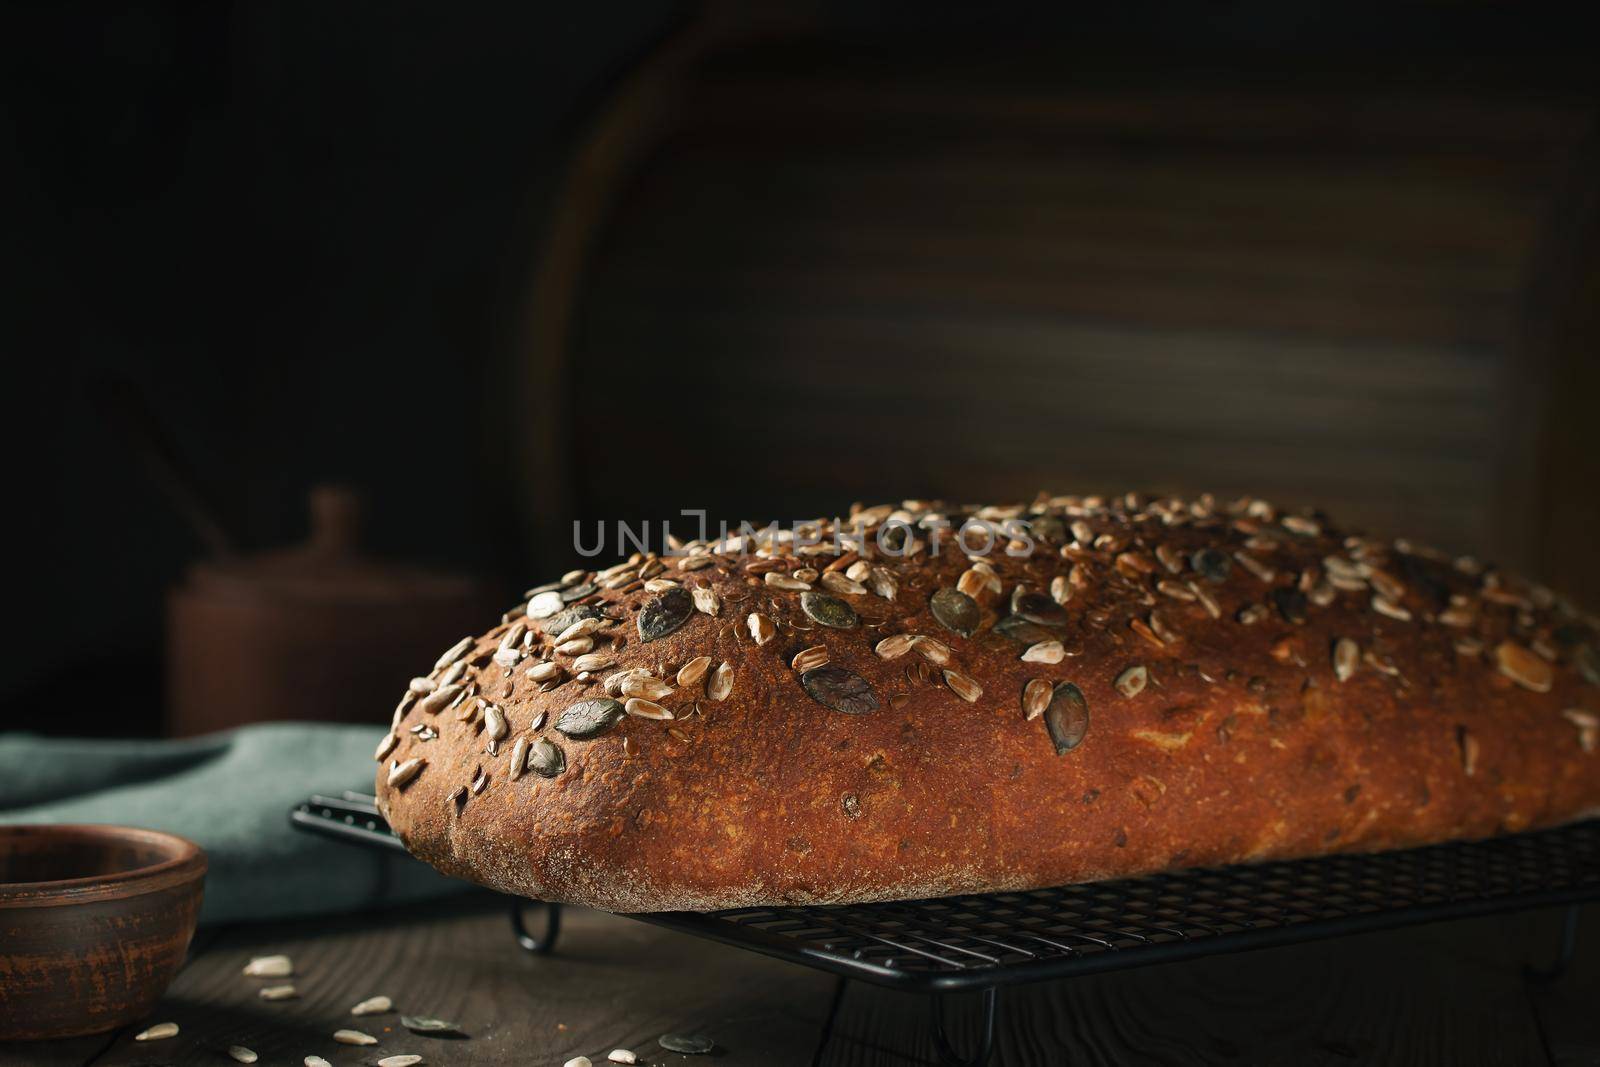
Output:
374,493,1600,912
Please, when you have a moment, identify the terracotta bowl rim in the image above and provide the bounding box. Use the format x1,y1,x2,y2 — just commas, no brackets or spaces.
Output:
0,824,207,909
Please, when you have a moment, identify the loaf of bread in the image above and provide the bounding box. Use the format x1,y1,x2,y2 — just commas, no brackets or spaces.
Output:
374,494,1600,912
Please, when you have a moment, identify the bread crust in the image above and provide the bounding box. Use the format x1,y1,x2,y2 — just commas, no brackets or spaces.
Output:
375,494,1600,912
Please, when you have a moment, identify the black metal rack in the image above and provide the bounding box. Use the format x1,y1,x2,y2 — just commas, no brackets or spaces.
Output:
293,794,1597,1066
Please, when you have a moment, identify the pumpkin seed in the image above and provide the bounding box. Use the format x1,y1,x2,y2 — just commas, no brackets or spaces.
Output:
993,615,1058,645
556,698,625,739
1271,587,1307,624
638,587,694,642
1012,591,1066,626
1191,548,1231,583
800,666,879,715
529,738,566,777
1044,683,1090,754
659,1033,715,1055
540,603,603,635
1114,665,1148,698
561,581,597,602
801,591,858,629
402,1015,463,1036
930,587,979,637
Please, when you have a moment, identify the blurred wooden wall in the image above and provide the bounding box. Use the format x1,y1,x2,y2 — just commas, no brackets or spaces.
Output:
514,23,1600,605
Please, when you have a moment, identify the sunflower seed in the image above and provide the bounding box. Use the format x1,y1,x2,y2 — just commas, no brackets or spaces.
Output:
608,1052,638,1065
686,586,719,618
377,1057,423,1067
572,652,614,673
1371,595,1411,622
242,954,293,977
565,1059,593,1067
402,1016,463,1036
1333,638,1359,682
556,698,626,739
492,647,521,668
620,674,674,700
957,568,994,599
1129,617,1164,649
526,662,562,686
1233,551,1275,583
375,732,399,762
555,617,606,643
306,1058,332,1067
943,669,982,703
1191,548,1231,583
707,662,734,701
764,571,811,591
659,1033,715,1055
1021,640,1064,664
258,984,298,1001
748,612,777,645
1562,709,1599,753
638,587,694,642
1114,665,1148,698
409,676,437,694
334,1029,378,1046
484,704,509,741
135,1023,178,1041
1282,515,1321,536
1154,544,1184,574
418,684,464,715
471,766,489,793
434,636,474,669
930,587,980,637
1575,645,1600,687
1495,641,1552,692
1049,574,1071,604
1044,683,1090,754
529,738,566,777
1189,582,1221,618
508,736,529,780
875,633,917,659
498,621,528,651
644,578,677,593
351,995,392,1016
1457,726,1479,776
800,666,879,715
792,645,830,671
869,565,899,600
626,697,674,720
1236,603,1268,625
1023,678,1053,720
820,571,866,596
677,655,713,688
913,636,952,664
1156,580,1194,602
801,591,858,629
228,1046,258,1063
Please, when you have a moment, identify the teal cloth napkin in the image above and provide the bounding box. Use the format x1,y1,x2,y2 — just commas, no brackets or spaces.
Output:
0,723,465,924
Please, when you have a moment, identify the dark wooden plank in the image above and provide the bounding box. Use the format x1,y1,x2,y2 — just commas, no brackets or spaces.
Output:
81,895,836,1067
819,908,1582,1066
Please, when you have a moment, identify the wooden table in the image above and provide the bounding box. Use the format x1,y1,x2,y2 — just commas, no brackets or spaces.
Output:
5,895,1597,1066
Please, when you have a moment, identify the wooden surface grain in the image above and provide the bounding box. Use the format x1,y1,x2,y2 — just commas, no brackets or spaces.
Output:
2,896,1595,1066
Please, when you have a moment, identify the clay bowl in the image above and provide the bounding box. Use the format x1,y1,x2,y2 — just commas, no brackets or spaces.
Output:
0,825,206,1040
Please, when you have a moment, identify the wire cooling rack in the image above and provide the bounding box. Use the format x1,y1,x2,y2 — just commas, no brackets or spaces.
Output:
293,795,1598,1065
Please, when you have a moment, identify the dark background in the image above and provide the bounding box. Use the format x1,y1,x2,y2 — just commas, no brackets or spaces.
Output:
5,1,1598,738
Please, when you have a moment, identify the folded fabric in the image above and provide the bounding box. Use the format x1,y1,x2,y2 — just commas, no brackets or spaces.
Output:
0,722,466,924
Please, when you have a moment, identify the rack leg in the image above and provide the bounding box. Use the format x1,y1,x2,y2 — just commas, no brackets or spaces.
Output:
1525,903,1581,984
930,986,998,1067
510,899,563,954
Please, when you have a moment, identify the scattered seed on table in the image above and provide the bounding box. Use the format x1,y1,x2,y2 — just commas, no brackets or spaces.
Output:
564,1058,593,1067
241,954,292,977
227,1047,258,1063
304,1058,332,1067
608,1051,638,1065
659,1032,715,1054
258,983,298,1001
134,1022,178,1041
401,1015,464,1036
351,994,393,1016
333,1029,378,1045
377,1057,424,1067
